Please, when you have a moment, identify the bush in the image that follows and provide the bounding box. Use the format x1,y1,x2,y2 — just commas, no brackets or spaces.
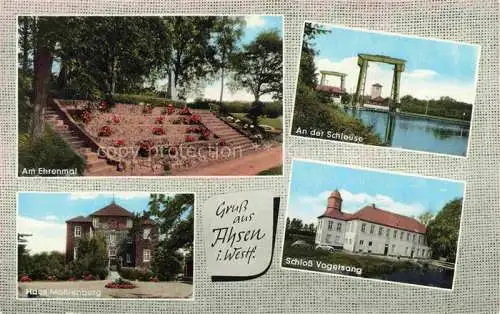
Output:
118,267,155,281
18,128,86,176
113,94,185,108
211,100,282,117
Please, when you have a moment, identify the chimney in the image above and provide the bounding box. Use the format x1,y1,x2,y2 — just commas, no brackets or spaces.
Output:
372,203,376,208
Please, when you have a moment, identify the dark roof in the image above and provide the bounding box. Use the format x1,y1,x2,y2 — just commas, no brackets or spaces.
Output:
372,83,383,87
66,216,92,223
316,85,345,95
90,202,134,218
348,205,426,234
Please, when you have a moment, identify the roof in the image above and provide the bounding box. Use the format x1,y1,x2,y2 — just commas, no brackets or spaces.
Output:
372,83,383,87
316,85,345,94
90,202,134,218
330,190,342,199
66,216,92,223
348,205,426,234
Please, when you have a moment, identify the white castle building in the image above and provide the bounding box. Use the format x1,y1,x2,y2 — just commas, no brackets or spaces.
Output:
315,190,431,259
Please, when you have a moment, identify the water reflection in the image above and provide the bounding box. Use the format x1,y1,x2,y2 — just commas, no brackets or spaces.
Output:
345,109,470,156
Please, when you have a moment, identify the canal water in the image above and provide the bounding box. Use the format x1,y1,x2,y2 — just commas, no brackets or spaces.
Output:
345,109,470,156
379,268,454,289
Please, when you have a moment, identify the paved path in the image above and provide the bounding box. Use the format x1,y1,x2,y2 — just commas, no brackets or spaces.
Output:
173,146,282,176
18,280,192,299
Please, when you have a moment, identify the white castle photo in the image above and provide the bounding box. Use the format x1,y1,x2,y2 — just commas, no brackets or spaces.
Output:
315,190,431,258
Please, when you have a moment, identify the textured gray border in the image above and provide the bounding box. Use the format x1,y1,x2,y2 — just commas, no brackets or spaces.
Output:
1,0,499,313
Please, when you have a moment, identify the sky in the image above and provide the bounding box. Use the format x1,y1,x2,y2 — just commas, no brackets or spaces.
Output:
17,192,178,254
288,160,465,225
310,23,480,103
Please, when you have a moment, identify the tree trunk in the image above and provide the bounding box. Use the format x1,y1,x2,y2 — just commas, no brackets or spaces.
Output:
19,17,31,73
31,45,53,141
219,66,225,103
166,70,172,99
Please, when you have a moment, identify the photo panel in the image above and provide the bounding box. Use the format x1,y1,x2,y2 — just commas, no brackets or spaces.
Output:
291,22,480,157
18,15,283,177
282,160,465,290
17,192,194,299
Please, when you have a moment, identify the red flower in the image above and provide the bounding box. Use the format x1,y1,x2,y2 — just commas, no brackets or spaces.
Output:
189,114,201,124
167,103,174,107
179,107,191,115
155,116,164,124
81,110,92,124
68,277,76,281
185,135,196,142
152,127,165,135
114,139,125,146
19,275,32,282
112,114,120,124
98,126,112,137
167,106,175,115
218,139,227,146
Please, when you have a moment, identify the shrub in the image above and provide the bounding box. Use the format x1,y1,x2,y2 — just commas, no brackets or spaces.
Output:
142,104,153,114
114,139,125,147
137,140,156,157
152,127,165,135
185,135,196,142
189,114,201,124
113,94,185,108
18,129,86,176
19,275,32,282
118,267,155,281
105,278,136,289
179,107,191,115
155,116,164,124
199,129,211,141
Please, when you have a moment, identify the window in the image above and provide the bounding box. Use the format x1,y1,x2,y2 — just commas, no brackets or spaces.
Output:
143,228,151,240
412,234,416,242
405,247,408,255
421,249,425,257
393,230,397,239
328,221,333,230
349,238,352,244
336,223,342,231
361,223,366,232
407,232,410,241
143,249,151,262
400,231,404,240
109,233,116,243
370,225,374,234
359,240,364,245
74,225,82,238
417,248,420,256
73,247,78,260
350,222,353,232
126,253,131,263
368,241,372,246
109,247,116,257
326,234,332,243
378,227,383,236
386,229,390,237
391,244,396,253
335,235,340,243
419,235,422,244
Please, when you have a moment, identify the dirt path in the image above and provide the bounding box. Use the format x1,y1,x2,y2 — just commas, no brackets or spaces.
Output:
173,146,283,176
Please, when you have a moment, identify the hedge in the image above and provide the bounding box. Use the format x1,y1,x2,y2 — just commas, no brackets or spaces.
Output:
118,267,156,281
113,94,185,108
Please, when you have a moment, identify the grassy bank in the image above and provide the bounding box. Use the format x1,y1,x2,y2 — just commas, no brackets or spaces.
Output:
231,112,282,129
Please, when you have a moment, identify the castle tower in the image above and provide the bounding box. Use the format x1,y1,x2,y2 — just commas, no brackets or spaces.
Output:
327,190,343,211
371,83,382,99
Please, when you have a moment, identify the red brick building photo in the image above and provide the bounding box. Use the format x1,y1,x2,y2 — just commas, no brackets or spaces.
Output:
65,201,158,270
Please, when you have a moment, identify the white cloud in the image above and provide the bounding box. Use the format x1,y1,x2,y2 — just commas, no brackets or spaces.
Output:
245,16,266,28
288,189,427,226
68,192,151,201
315,56,476,103
18,216,66,254
43,215,58,221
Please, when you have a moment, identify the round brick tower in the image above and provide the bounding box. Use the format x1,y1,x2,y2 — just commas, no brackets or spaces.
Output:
327,190,342,211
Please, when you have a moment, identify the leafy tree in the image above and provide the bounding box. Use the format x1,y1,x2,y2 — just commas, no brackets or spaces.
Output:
299,22,330,88
426,198,463,262
289,218,304,231
146,193,194,280
163,17,218,99
72,233,109,279
418,211,434,226
231,30,282,101
213,17,245,102
18,233,32,276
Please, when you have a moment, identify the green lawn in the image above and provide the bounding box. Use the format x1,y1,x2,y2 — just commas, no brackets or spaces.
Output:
282,235,419,278
231,112,282,130
258,165,282,175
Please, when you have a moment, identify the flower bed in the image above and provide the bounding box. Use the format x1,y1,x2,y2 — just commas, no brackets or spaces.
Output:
152,127,165,135
105,278,136,289
19,275,32,282
98,126,112,137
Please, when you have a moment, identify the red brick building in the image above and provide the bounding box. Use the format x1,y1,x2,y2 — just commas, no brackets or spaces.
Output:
65,201,158,269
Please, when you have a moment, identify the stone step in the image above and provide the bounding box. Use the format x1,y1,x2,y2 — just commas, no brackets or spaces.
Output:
228,138,254,147
216,133,246,141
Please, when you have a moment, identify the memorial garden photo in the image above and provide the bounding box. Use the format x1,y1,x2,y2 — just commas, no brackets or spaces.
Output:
17,192,194,299
291,22,480,157
281,160,465,289
18,16,283,176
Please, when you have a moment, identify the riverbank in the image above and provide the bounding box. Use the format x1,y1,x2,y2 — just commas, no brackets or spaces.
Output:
356,107,471,126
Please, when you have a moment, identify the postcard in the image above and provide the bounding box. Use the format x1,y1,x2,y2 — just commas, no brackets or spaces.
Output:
281,160,465,290
291,22,480,157
18,15,283,177
17,192,194,299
